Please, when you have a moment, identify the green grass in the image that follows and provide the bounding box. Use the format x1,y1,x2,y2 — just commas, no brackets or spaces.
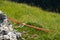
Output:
0,1,60,40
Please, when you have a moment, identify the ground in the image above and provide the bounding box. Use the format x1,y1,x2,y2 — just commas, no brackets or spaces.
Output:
0,0,60,40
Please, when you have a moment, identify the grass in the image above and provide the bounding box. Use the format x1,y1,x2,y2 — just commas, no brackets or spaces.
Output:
0,0,60,40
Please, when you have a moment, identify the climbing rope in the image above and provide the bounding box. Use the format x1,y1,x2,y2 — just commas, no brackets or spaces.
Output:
8,18,52,32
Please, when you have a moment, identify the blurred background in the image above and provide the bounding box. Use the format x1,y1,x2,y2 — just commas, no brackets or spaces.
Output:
0,0,60,40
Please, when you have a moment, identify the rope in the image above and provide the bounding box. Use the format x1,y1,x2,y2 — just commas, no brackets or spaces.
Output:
8,18,52,32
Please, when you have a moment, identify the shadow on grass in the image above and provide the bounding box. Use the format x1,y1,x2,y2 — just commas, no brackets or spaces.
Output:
10,0,60,13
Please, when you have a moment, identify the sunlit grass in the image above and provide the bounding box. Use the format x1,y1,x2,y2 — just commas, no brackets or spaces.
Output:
0,1,60,40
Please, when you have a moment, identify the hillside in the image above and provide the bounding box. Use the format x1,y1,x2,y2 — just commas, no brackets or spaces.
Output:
0,0,60,40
